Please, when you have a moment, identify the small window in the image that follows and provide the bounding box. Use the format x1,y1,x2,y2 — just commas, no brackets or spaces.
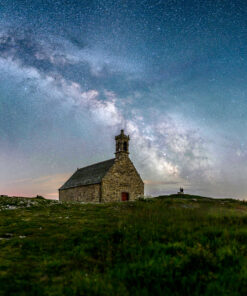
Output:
124,141,128,151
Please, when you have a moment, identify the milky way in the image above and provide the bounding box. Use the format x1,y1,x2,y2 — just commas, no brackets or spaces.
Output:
0,0,247,199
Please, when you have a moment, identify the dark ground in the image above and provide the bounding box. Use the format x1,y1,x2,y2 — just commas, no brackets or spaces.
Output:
0,194,247,295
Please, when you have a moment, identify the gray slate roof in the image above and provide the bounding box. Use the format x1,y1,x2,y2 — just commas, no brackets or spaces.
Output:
59,158,115,190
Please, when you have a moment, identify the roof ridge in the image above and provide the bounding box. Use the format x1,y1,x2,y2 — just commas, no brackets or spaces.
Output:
59,158,116,190
78,158,115,171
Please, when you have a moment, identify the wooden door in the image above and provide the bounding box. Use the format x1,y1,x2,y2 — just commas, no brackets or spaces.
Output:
121,192,129,201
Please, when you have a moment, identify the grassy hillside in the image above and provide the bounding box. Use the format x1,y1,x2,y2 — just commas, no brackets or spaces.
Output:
1,195,247,295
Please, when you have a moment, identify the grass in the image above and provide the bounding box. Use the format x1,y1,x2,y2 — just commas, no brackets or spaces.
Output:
1,194,247,295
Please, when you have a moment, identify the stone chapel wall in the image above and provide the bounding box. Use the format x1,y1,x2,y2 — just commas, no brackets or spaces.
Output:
101,156,144,202
59,184,100,202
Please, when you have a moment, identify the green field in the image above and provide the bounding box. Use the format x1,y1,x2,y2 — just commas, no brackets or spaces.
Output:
1,195,247,295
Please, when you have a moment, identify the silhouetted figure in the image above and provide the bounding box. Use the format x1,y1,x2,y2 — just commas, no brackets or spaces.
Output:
178,187,184,194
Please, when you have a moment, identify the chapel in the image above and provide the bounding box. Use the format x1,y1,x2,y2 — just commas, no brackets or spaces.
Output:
59,130,144,202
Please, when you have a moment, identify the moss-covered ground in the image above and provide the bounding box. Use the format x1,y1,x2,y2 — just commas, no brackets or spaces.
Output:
1,194,247,295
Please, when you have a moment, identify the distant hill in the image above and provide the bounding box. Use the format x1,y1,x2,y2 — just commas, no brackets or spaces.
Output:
0,195,247,295
0,194,45,199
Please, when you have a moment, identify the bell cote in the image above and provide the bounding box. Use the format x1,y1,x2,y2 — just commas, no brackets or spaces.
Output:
115,129,130,158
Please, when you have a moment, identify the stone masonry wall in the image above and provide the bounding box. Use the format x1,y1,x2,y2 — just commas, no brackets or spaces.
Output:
59,184,100,202
101,155,144,202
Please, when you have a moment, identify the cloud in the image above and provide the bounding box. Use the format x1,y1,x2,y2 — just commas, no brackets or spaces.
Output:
125,115,217,196
3,173,70,199
144,180,180,185
0,29,69,71
0,28,220,199
49,75,214,195
0,28,142,81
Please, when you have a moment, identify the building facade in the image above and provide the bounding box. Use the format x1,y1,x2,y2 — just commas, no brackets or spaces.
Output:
59,130,144,202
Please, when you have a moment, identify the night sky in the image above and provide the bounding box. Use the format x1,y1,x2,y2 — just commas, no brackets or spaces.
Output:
0,0,247,199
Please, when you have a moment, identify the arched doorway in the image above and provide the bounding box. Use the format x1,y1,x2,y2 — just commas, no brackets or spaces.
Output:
121,192,129,201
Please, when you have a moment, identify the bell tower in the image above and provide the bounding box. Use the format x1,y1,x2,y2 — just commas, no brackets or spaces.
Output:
115,129,130,159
